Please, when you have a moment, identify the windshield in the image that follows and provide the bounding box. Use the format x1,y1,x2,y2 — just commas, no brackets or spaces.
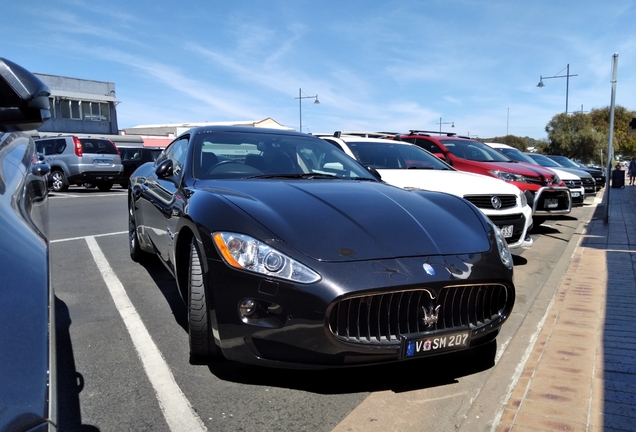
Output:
192,131,376,180
548,155,578,168
441,139,511,162
528,154,562,168
497,147,537,164
346,141,453,170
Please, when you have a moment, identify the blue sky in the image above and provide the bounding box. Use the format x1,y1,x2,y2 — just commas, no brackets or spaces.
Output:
3,0,635,139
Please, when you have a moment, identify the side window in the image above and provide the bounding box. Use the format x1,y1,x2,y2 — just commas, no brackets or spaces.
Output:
55,138,67,154
159,137,188,178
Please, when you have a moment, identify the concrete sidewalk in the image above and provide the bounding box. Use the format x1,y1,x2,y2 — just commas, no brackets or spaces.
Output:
495,172,636,432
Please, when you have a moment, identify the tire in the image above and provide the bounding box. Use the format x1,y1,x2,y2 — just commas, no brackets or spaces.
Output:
50,170,69,192
97,182,113,191
128,198,149,262
188,239,219,358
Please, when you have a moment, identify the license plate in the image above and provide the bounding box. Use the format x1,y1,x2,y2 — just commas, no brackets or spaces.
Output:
401,330,470,359
94,159,110,166
500,225,513,238
545,198,559,208
571,191,581,198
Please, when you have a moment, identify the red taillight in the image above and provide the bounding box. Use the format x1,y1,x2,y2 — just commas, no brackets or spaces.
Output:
111,139,121,157
73,136,83,157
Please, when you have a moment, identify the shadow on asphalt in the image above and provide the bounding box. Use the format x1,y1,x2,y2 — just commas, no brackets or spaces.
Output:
55,296,100,432
204,340,497,394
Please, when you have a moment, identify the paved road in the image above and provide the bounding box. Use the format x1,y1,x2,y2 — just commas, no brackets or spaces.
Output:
49,187,597,431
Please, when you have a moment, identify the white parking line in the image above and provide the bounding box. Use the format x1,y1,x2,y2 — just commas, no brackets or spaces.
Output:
84,236,207,432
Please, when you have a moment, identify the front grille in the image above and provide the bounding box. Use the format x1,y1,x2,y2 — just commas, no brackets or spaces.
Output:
463,194,517,210
328,285,512,346
565,180,582,189
522,175,545,186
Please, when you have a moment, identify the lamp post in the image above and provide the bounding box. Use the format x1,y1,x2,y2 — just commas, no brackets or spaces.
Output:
294,88,320,133
537,64,578,114
438,117,454,134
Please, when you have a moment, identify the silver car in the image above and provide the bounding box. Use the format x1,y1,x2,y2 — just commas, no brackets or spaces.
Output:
35,135,124,191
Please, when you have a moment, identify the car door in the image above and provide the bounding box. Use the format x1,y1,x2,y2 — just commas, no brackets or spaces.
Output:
138,136,188,269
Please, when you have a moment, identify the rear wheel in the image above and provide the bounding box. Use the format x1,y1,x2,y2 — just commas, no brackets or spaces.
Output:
188,238,220,359
50,170,69,192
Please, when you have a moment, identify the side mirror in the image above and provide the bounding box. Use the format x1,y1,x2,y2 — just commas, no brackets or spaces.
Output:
155,159,174,178
433,153,450,165
0,58,51,131
365,165,382,180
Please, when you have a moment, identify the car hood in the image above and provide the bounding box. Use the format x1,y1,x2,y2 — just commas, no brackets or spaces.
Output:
377,169,521,198
473,160,553,179
196,179,492,262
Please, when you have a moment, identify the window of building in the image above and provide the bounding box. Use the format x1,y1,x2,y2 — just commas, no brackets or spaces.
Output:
60,99,111,121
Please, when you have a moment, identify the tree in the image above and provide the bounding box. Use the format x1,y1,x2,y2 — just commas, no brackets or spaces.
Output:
543,112,605,163
488,135,527,151
587,105,636,158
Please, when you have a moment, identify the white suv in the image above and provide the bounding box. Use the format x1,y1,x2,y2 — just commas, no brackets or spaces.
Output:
317,132,533,252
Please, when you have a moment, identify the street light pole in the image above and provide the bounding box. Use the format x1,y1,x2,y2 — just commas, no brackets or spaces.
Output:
294,88,320,133
438,117,454,134
537,64,578,114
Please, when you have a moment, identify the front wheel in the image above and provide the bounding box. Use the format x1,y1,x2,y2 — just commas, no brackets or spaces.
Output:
188,239,220,359
128,199,149,262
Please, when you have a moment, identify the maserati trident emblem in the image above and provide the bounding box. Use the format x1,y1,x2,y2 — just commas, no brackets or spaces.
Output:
491,196,502,209
421,305,441,327
423,263,435,275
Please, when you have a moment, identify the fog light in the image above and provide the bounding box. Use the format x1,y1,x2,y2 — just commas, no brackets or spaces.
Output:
239,299,256,317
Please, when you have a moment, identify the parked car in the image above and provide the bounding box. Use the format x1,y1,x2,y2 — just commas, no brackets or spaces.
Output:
0,58,57,431
396,131,572,224
485,143,586,207
545,155,605,190
117,146,163,188
524,152,596,196
128,126,516,368
316,132,533,251
34,135,124,192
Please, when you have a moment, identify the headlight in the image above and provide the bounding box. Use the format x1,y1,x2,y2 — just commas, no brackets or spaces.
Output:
213,232,321,284
552,174,561,184
519,190,527,207
491,223,513,269
487,170,526,183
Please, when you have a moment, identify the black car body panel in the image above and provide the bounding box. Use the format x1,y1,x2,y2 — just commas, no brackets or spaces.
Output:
129,126,515,368
0,58,56,431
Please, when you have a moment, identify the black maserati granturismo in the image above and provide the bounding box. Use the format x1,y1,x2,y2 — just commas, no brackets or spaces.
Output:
128,126,515,368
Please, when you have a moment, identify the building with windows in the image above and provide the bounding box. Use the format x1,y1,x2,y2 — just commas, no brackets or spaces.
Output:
35,73,120,135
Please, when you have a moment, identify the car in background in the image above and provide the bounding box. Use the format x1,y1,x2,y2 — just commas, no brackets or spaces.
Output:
316,132,533,251
128,125,516,368
545,155,605,191
0,58,57,431
485,143,586,207
396,131,572,224
525,152,596,196
117,146,163,188
35,135,124,192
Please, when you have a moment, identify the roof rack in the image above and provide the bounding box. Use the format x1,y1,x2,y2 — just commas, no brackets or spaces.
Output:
336,131,400,139
408,130,458,137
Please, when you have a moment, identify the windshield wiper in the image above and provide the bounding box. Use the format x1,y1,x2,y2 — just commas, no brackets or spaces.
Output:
245,173,339,180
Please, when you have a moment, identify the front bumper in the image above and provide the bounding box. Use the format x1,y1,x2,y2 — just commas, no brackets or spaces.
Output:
206,252,515,368
526,186,572,216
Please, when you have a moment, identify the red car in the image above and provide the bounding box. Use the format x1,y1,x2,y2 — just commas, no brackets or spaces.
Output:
398,131,572,221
